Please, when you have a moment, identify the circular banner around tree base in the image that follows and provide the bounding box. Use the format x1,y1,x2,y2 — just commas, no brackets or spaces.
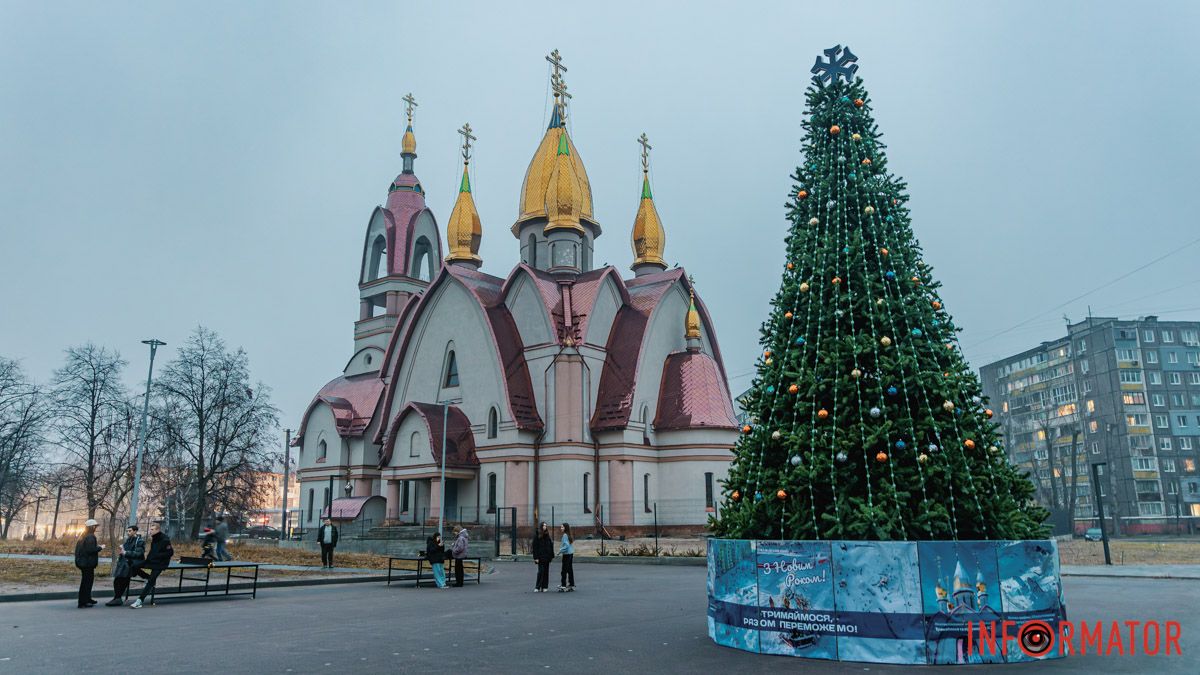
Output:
707,538,1066,664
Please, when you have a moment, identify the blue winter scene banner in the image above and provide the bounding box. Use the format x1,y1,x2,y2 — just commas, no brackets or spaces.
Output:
707,538,759,653
754,540,837,659
997,539,1066,663
833,541,927,664
918,541,1006,664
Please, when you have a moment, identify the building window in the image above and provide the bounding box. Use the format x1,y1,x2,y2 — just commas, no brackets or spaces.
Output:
1120,371,1143,384
1164,330,1175,343
1168,351,1179,364
487,407,498,439
1144,330,1156,342
1155,414,1169,429
527,234,538,268
401,481,410,513
1150,372,1162,385
1160,437,1173,451
1123,392,1146,405
1183,330,1199,346
1139,502,1164,517
1153,394,1166,406
1172,393,1185,406
319,439,328,460
1126,414,1149,427
1163,458,1177,472
1080,359,1090,374
1146,350,1159,364
307,488,314,522
1082,379,1093,393
705,472,715,509
644,473,652,513
1177,415,1189,427
1191,373,1200,385
443,350,460,387
583,473,591,514
1181,438,1194,451
487,473,497,513
1184,458,1197,473
1117,349,1137,362
1090,441,1099,455
1086,399,1095,414
1089,420,1098,433
410,431,421,458
1168,480,1179,496
1134,457,1157,471
1188,352,1199,364
1169,373,1182,385
323,487,330,516
1077,339,1087,353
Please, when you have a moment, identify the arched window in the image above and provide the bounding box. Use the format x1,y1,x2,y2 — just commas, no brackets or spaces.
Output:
487,407,498,438
443,350,459,387
318,439,327,461
527,234,538,268
307,488,314,522
368,234,388,280
643,473,652,513
323,487,330,518
411,236,434,281
409,431,421,458
642,405,651,445
705,472,715,510
583,472,591,514
487,473,497,513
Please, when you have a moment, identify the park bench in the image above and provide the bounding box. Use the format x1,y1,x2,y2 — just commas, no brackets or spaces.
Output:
129,561,260,603
387,555,482,587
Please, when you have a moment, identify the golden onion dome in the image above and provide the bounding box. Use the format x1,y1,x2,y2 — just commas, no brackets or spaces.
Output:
445,165,482,265
401,124,417,155
685,290,702,340
543,133,585,234
631,173,666,269
514,111,594,233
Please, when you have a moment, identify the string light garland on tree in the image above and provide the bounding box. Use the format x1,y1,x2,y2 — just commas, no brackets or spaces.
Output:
711,44,1047,542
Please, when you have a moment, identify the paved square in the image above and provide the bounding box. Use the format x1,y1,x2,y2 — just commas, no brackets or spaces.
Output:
1,562,1197,673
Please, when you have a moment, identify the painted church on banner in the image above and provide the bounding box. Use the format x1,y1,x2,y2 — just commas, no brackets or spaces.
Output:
293,52,738,533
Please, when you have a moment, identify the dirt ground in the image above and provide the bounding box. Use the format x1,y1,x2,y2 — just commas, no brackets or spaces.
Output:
1056,537,1200,565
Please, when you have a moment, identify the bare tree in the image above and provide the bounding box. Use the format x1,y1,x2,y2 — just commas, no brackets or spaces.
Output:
0,358,50,539
156,327,279,539
50,345,132,521
1031,406,1083,529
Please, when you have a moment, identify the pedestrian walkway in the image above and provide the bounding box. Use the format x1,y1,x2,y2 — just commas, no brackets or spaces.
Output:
1062,563,1200,579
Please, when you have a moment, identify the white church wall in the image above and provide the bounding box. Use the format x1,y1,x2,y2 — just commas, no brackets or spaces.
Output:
342,346,384,377
297,404,338,471
583,276,622,347
534,458,593,526
388,414,431,468
507,274,554,348
629,285,691,438
657,459,730,525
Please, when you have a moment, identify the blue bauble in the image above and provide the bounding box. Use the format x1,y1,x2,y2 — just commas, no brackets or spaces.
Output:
887,386,898,396
911,328,923,337
885,215,894,223
754,491,763,502
894,440,907,450
766,385,775,394
848,172,857,181
795,336,806,345
885,271,896,280
840,96,850,103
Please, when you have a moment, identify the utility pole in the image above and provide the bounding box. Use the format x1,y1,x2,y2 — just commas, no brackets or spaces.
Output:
128,339,166,527
1091,462,1112,565
281,428,291,540
31,495,48,539
439,402,448,537
50,484,64,538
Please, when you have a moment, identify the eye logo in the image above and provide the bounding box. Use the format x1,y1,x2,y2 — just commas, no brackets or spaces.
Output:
1019,620,1054,657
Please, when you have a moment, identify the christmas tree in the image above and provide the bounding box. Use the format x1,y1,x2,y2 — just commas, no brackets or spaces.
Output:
715,46,1047,542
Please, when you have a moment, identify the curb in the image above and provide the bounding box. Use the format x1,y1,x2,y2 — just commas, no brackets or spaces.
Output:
0,574,392,604
1060,571,1200,580
500,555,705,566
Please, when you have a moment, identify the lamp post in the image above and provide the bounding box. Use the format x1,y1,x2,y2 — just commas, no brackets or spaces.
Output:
30,495,48,540
1091,462,1112,565
128,339,166,527
436,397,460,538
50,483,64,539
281,429,291,540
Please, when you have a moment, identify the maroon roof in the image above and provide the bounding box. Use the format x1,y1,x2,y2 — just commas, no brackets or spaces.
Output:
378,402,480,468
654,351,738,431
379,170,440,279
321,496,378,520
295,373,385,442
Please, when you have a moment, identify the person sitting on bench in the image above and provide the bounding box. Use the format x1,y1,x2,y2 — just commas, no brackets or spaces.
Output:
130,522,173,609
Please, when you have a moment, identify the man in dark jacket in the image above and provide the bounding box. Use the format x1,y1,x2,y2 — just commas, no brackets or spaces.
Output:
106,524,145,606
214,516,232,561
74,519,105,608
130,522,172,608
317,518,338,568
531,522,554,592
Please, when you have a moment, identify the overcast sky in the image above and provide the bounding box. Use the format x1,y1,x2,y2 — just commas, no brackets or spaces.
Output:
4,1,1200,438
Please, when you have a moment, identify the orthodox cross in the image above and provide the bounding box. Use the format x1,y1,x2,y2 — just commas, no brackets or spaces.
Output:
402,92,418,124
810,44,859,84
638,133,652,172
458,123,476,164
547,49,571,121
546,48,568,79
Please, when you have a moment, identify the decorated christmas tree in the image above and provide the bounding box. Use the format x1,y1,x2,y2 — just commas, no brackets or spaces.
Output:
714,46,1047,542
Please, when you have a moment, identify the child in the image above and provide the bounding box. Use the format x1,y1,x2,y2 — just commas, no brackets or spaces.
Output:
531,522,554,592
557,522,575,592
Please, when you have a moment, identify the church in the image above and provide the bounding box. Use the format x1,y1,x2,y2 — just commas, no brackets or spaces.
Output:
293,53,738,534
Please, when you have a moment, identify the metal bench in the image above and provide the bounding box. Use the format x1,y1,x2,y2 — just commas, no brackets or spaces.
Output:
129,561,260,603
387,556,482,587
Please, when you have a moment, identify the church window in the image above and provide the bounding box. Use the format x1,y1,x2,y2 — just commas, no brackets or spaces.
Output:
307,488,314,522
583,473,591,513
644,473,652,513
400,481,410,513
487,407,498,438
527,234,537,267
323,487,330,517
487,473,497,513
409,431,421,458
318,439,327,461
444,350,460,387
705,472,715,510
365,354,372,366
411,236,434,282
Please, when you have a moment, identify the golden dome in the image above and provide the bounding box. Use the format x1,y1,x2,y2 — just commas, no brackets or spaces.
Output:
401,124,417,155
685,290,702,340
445,165,482,265
543,133,585,234
514,119,594,232
631,173,666,269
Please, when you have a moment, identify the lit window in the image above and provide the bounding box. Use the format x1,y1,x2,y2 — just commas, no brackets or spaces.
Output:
1086,399,1095,414
1123,392,1146,405
1185,458,1198,473
1089,420,1099,433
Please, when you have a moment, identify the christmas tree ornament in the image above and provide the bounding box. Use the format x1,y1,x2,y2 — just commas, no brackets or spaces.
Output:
835,309,845,317
837,155,847,163
836,451,848,463
784,311,793,319
972,395,982,404
818,409,830,419
742,424,753,434
875,298,885,306
918,453,929,464
832,276,842,285
771,430,783,441
754,491,763,502
798,189,809,199
911,276,921,284
794,336,805,345
848,172,857,181
911,328,923,337
964,439,976,449
931,300,941,310
864,205,875,214
776,489,788,500
869,406,881,418
851,368,862,378
826,199,836,208
928,443,939,453
854,98,864,107
989,445,1000,454
731,490,741,501
876,451,889,463
880,336,892,347
885,271,896,280
800,282,810,292
790,455,801,467
763,350,772,358
880,247,889,256
788,384,799,394
985,408,995,418
809,217,820,226
787,262,795,270
830,124,841,135
851,132,862,141
840,96,850,103
885,215,894,222
942,400,954,412
766,385,775,393
894,439,907,450
886,386,898,396
861,158,872,166
765,358,773,365
842,246,850,254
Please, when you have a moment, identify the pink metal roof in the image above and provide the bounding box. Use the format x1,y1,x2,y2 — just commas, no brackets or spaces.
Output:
295,373,385,442
654,350,738,431
378,402,480,468
321,496,376,520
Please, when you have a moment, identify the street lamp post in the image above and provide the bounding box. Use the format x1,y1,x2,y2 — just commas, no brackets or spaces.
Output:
281,429,291,541
1091,462,1113,565
128,339,166,527
436,398,459,537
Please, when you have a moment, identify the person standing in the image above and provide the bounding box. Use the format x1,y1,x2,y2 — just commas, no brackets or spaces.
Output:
450,525,470,587
318,518,339,568
73,519,104,608
531,522,554,592
130,522,172,609
214,516,232,561
107,525,145,606
424,532,448,589
557,522,575,592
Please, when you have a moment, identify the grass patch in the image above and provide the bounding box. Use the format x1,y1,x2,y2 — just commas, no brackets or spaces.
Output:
1058,539,1200,565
